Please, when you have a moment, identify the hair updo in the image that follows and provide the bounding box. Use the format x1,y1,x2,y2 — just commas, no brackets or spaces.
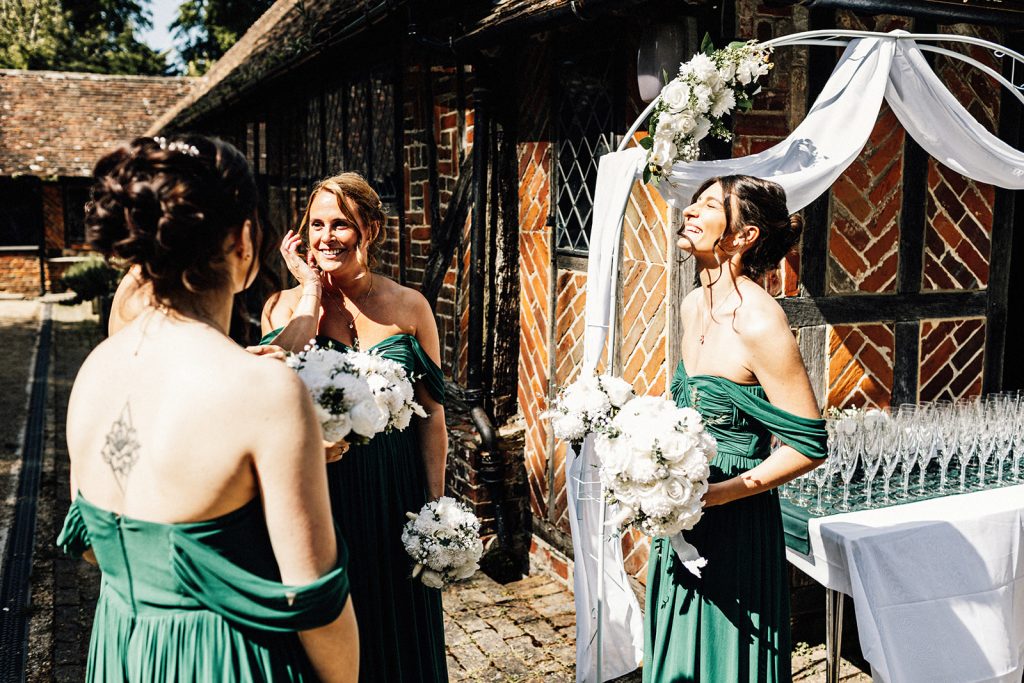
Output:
299,172,387,270
85,134,260,303
694,174,803,280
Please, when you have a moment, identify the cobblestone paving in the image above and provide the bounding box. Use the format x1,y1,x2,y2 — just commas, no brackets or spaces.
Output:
10,300,869,682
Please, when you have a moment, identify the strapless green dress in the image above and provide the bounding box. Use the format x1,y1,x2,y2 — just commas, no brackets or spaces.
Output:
261,330,448,683
56,493,350,682
643,361,827,683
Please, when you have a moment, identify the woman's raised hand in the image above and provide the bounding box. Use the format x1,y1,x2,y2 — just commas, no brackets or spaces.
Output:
280,230,321,287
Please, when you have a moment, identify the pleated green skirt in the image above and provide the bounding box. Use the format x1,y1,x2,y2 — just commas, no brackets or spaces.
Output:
328,427,447,683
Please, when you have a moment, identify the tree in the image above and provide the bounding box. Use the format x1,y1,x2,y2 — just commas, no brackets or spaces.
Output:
0,0,167,74
59,0,167,75
171,0,272,75
0,0,69,70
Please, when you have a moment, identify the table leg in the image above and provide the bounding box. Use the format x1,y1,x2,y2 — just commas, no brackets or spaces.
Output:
824,589,845,683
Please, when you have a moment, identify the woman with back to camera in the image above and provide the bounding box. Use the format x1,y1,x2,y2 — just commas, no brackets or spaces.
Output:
57,134,358,682
262,172,448,682
644,175,827,682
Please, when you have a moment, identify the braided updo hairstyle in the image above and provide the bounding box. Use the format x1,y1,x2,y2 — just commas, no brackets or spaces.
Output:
85,134,260,304
694,174,803,280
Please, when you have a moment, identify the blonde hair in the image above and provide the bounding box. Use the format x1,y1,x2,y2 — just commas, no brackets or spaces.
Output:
299,172,387,270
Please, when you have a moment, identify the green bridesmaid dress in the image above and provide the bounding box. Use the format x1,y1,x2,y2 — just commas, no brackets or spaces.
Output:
262,329,448,683
56,493,350,682
643,361,827,683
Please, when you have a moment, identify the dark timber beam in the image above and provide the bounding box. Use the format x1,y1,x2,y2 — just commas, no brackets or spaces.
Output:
779,291,988,327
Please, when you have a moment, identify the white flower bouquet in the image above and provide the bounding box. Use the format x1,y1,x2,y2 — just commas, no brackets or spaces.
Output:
642,36,773,181
343,349,427,432
595,396,717,538
402,496,483,589
543,372,636,446
286,344,388,444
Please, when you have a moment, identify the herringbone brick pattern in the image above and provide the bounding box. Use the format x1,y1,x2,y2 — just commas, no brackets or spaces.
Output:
919,318,986,402
552,269,587,535
828,324,895,409
922,25,1000,292
619,180,670,399
519,212,551,522
621,529,650,587
517,44,553,524
826,105,903,294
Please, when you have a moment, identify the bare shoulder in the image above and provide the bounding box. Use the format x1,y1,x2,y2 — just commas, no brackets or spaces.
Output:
681,288,701,314
374,275,433,330
262,285,303,327
732,282,791,343
231,349,309,419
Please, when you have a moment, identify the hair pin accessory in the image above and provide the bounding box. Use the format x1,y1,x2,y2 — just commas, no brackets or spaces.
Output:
153,136,200,157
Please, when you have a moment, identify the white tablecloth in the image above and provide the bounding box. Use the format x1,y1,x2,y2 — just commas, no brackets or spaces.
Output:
786,484,1024,682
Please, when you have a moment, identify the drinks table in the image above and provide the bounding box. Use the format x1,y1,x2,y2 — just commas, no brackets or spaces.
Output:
783,484,1024,683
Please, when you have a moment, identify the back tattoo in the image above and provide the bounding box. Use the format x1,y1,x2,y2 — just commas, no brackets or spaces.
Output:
101,402,141,491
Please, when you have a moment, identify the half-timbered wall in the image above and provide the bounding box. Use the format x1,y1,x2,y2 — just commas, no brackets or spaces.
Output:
515,1,1021,585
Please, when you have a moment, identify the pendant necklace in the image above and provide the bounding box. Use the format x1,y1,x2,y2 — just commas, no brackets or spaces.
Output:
325,275,374,350
699,286,739,345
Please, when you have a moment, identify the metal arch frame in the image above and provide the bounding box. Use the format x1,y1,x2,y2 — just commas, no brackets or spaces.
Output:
589,29,1024,683
618,29,1024,153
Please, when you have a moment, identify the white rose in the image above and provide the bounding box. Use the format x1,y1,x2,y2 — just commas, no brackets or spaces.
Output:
661,80,691,112
599,375,634,408
351,400,387,437
420,569,445,589
649,138,677,170
454,561,479,580
323,413,352,442
692,117,712,143
661,111,697,137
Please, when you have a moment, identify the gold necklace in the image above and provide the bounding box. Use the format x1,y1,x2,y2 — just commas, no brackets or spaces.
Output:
698,286,740,345
324,275,374,350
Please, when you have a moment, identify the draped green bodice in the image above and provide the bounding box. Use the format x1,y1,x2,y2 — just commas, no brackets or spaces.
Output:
58,494,350,630
644,361,827,683
56,493,351,681
670,360,827,473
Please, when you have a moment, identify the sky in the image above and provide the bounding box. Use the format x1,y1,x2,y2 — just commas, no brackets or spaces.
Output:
138,0,180,55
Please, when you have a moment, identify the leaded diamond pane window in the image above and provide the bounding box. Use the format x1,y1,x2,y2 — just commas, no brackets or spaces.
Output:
556,51,616,256
370,70,397,204
346,80,371,178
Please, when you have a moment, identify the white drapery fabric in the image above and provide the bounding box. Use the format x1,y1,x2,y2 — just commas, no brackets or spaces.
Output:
572,32,1024,682
787,484,1024,682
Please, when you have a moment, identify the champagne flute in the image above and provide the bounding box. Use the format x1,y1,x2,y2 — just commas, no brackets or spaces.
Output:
880,436,901,506
834,430,860,512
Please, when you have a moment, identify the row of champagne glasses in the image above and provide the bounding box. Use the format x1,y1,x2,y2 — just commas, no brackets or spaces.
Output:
784,394,1024,515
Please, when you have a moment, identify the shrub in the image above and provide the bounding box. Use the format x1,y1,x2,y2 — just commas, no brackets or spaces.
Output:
60,257,122,303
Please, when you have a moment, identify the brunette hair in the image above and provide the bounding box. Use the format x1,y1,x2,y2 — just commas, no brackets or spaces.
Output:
693,174,803,279
85,135,260,304
298,172,387,270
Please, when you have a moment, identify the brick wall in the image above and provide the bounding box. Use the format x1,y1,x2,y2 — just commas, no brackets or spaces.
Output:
513,0,1008,600
0,253,43,296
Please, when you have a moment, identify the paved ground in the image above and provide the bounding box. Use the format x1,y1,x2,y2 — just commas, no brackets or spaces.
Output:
3,299,870,681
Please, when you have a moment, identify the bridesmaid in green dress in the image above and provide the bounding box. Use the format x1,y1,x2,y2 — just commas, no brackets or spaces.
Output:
644,175,827,682
58,134,358,682
262,173,449,682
